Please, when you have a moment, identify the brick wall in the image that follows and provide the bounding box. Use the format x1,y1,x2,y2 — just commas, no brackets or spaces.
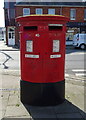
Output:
15,6,61,17
76,7,84,22
15,5,86,46
15,6,86,22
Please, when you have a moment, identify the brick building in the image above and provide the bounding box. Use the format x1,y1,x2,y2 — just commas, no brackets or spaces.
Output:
4,0,86,46
4,0,16,45
0,27,6,41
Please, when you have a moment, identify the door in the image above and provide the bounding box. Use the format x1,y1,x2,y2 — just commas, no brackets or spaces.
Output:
41,25,65,83
42,32,65,83
8,27,15,45
21,26,44,83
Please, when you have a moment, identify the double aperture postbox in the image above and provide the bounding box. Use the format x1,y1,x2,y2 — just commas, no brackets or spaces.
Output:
16,15,69,106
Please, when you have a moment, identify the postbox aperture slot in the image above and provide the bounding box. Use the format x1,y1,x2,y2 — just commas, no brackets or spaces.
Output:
26,40,33,52
24,26,38,31
49,26,62,31
53,40,60,52
48,24,63,31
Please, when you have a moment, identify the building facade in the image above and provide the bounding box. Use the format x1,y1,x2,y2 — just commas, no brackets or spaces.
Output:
0,27,6,41
4,0,16,45
4,1,86,46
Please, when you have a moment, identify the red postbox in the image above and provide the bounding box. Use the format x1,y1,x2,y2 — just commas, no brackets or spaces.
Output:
16,15,69,106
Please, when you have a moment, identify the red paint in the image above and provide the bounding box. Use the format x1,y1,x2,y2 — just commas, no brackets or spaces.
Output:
16,15,69,83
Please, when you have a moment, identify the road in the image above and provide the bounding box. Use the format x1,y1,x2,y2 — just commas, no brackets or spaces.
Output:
0,51,20,70
65,48,86,78
0,48,86,78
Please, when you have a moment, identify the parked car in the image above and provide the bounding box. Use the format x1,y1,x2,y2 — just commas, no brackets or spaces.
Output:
73,33,86,50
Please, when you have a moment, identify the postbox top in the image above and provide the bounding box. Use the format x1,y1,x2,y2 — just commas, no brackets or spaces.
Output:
16,14,69,23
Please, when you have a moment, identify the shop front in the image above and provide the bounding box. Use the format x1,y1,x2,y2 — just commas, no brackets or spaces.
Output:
66,22,86,45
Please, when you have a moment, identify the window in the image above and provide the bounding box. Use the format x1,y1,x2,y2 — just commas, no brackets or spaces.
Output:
36,8,43,14
9,9,15,18
48,9,55,15
12,33,15,39
9,33,11,39
84,9,86,20
23,8,30,16
9,28,14,32
70,9,76,20
4,2,9,8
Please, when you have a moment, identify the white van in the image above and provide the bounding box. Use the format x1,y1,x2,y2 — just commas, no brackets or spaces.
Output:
73,33,86,50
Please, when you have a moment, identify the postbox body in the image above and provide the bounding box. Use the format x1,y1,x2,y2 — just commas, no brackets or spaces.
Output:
16,15,69,106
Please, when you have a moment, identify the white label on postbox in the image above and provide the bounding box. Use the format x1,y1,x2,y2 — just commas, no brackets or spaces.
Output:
26,40,33,52
25,54,39,58
50,54,61,58
53,40,60,52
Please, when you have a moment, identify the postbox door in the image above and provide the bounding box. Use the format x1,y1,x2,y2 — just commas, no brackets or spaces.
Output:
21,30,44,83
39,29,65,83
42,31,65,83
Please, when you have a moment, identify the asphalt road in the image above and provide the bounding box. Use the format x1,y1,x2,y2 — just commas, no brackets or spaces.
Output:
0,51,20,70
0,48,86,78
65,48,86,77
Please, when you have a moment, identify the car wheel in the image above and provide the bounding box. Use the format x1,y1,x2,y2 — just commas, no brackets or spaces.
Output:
80,44,86,50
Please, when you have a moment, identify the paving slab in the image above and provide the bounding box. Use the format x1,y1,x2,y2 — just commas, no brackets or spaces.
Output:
0,91,10,100
9,90,19,96
1,75,20,89
0,41,19,51
23,99,86,119
7,95,20,106
25,105,57,119
1,69,20,76
2,118,33,120
0,70,86,119
53,100,79,114
79,110,86,119
1,99,8,111
65,83,84,111
4,104,31,118
0,110,2,118
56,113,84,119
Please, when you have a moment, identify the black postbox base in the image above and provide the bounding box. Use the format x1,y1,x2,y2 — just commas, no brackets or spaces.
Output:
20,80,65,106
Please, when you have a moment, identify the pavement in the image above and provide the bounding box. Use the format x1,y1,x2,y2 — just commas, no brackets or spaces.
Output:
0,40,86,120
0,41,19,51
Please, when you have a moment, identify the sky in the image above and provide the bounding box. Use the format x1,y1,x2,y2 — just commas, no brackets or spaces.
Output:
0,0,4,27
